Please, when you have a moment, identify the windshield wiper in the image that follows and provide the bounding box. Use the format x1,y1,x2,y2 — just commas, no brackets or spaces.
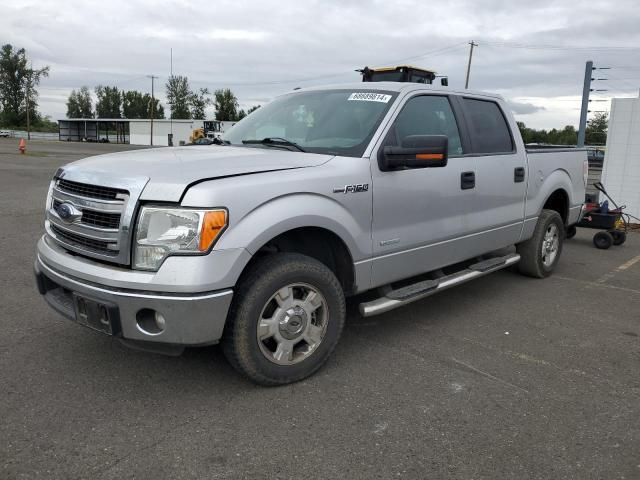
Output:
242,137,306,152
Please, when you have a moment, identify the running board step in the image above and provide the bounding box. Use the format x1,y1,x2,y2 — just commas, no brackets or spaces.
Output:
359,253,520,317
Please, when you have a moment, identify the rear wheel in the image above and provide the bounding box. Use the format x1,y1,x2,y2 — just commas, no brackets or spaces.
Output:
593,231,613,249
516,209,564,278
222,253,345,385
609,230,626,246
566,225,577,239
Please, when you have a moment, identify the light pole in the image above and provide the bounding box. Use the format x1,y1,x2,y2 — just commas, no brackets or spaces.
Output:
147,75,158,146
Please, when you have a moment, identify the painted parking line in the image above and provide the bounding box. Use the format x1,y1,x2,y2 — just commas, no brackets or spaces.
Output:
596,254,640,284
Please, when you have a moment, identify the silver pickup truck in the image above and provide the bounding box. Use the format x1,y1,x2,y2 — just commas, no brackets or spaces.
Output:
35,83,587,385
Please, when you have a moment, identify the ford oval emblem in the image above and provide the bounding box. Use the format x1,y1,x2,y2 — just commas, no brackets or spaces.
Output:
55,202,81,223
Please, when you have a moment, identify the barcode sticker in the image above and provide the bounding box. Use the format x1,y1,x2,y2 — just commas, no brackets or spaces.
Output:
348,92,392,103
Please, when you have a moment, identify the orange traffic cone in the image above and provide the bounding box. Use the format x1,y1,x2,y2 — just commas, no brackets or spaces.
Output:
19,138,26,154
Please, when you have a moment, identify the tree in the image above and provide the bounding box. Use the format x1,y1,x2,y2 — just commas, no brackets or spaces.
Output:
214,88,239,121
0,44,49,127
585,112,608,145
66,86,93,118
235,105,260,121
166,75,191,119
517,121,577,146
122,90,164,119
95,85,122,118
190,88,211,119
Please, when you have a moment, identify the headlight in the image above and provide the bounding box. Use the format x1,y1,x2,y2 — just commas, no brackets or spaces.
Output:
134,206,227,271
45,180,55,211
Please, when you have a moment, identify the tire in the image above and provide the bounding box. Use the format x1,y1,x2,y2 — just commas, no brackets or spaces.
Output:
516,209,564,278
610,230,626,246
221,253,346,386
566,225,577,239
593,231,613,249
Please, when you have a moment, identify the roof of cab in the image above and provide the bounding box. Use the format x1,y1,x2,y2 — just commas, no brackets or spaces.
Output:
292,82,504,101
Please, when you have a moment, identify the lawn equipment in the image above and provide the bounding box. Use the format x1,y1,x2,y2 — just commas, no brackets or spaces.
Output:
567,182,627,249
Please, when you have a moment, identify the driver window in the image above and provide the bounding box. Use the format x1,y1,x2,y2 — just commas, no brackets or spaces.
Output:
390,96,463,156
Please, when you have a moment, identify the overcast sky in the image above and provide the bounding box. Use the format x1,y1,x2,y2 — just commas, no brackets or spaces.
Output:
3,0,640,129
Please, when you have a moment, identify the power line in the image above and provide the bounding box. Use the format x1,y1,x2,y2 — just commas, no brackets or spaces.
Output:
482,41,640,51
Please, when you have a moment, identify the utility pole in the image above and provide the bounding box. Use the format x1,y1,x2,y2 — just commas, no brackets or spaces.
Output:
26,63,32,140
170,48,173,142
577,61,593,147
578,62,610,147
147,75,158,146
464,41,477,89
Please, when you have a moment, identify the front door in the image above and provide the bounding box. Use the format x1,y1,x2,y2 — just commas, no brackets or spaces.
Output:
369,94,480,287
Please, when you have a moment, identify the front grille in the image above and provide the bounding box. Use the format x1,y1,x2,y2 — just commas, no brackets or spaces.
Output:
81,209,121,229
50,224,115,255
47,172,146,265
58,179,126,201
52,199,121,229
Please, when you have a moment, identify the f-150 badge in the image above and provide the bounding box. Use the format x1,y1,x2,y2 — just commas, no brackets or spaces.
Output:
333,184,369,194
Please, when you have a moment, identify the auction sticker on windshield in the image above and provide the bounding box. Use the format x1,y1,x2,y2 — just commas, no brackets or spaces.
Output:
348,93,392,103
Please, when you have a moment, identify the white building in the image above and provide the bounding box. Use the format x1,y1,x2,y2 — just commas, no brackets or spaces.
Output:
601,97,640,219
59,118,205,146
129,119,203,146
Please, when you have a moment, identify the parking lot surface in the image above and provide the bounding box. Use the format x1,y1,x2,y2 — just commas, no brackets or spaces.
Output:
1,139,639,479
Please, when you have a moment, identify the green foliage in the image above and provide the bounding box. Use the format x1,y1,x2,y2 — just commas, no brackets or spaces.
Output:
122,90,164,119
0,43,49,127
190,88,211,119
214,88,239,121
95,85,122,118
66,86,93,118
34,116,59,132
166,75,191,119
585,112,608,145
517,122,578,146
237,105,260,120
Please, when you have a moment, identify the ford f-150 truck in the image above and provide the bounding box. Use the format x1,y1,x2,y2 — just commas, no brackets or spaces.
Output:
35,83,587,385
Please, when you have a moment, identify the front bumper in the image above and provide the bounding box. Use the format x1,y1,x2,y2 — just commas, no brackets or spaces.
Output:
35,255,233,347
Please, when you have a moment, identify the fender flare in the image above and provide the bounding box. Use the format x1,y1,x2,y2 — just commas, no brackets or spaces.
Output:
215,193,367,261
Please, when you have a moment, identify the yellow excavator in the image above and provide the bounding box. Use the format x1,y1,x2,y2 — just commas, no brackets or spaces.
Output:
358,65,448,86
189,128,206,143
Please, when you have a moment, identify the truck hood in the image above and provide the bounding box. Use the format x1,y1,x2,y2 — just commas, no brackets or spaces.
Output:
60,146,334,202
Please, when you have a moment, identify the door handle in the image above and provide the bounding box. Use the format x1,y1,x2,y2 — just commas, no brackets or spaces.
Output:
514,167,526,183
461,171,475,190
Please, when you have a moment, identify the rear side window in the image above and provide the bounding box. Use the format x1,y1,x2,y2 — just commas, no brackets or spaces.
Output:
463,98,514,154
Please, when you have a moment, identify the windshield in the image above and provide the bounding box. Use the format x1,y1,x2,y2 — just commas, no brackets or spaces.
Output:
223,89,398,157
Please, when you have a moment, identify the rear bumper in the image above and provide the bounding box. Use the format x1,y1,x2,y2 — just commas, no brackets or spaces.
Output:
35,255,233,347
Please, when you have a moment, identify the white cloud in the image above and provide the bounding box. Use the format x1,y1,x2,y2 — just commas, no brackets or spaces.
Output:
3,0,639,127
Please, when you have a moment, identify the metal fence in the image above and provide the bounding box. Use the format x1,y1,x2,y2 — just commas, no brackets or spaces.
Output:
6,130,59,141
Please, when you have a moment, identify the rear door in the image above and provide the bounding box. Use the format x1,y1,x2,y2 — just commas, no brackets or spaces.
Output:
457,96,527,245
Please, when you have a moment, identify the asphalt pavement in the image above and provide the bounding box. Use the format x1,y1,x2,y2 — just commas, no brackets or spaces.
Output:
1,139,639,479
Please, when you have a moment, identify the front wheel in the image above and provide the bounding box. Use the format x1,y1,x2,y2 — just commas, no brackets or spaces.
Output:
593,231,613,249
516,209,565,278
222,253,345,385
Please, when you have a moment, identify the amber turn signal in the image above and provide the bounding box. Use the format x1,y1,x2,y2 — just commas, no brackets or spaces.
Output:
415,153,444,161
198,210,228,251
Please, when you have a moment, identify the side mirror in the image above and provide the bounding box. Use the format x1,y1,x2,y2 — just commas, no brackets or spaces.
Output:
381,135,448,170
440,77,449,87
